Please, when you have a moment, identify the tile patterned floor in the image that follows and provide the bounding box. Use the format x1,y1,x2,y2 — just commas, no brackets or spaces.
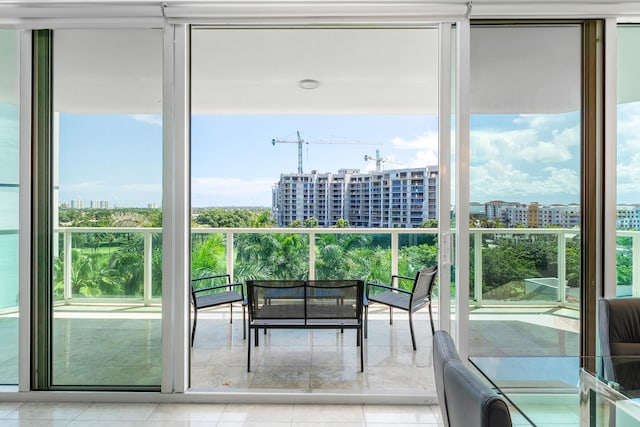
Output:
190,306,435,396
0,402,442,426
0,305,583,426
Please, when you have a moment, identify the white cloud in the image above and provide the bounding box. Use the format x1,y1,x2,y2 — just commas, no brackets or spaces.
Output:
389,132,438,168
390,132,438,150
129,114,162,127
471,161,578,201
617,152,640,198
618,104,640,154
471,126,575,164
520,140,572,163
513,114,571,129
615,104,640,203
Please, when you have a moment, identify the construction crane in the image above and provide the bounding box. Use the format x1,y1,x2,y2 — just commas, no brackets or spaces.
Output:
364,149,393,171
272,131,305,174
272,131,380,174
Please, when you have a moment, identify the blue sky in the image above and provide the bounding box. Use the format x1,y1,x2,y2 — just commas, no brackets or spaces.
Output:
56,105,640,208
191,114,438,207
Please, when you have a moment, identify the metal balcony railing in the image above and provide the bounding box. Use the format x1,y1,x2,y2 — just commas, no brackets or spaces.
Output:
48,227,636,308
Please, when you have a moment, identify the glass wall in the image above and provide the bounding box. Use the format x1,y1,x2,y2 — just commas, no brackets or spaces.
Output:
190,27,440,392
616,25,640,298
51,29,163,387
0,29,19,385
468,25,582,357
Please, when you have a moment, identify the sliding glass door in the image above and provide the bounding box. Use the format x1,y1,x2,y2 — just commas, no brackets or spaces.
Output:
0,28,19,385
189,26,444,393
468,24,583,358
31,28,164,389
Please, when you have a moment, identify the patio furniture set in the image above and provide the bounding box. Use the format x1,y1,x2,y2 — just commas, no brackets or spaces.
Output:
190,266,438,371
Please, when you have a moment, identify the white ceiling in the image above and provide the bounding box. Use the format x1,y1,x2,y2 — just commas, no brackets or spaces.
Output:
191,28,439,115
0,1,636,118
53,29,164,114
49,25,587,116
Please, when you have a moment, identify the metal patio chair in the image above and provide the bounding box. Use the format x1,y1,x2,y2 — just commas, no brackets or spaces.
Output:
365,266,438,350
191,273,245,345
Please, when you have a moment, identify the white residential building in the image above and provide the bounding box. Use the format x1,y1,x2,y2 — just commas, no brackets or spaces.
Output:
273,166,438,228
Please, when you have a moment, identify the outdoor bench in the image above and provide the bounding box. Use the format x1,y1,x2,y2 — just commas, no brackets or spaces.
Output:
246,279,365,372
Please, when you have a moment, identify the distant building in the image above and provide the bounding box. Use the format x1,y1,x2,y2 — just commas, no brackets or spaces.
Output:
90,200,109,209
540,204,580,228
272,166,438,228
70,199,84,209
617,205,640,229
483,202,580,228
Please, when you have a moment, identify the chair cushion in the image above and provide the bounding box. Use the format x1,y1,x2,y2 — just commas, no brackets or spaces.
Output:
195,291,243,309
368,290,410,310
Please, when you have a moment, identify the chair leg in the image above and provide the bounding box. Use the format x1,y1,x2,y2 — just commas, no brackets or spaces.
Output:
408,310,417,351
230,304,233,324
242,305,246,339
191,307,197,346
247,326,251,372
389,307,393,325
364,306,368,339
360,327,364,373
255,327,259,346
428,302,435,335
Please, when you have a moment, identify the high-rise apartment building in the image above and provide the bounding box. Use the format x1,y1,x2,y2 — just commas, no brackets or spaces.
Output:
272,166,438,228
70,199,84,209
90,200,110,209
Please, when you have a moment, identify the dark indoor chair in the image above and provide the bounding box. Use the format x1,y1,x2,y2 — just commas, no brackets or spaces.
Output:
433,330,512,427
191,273,245,345
365,265,437,350
598,297,640,396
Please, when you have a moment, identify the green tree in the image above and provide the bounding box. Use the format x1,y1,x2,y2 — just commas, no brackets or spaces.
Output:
304,217,319,228
333,218,350,228
419,219,438,228
249,210,276,228
191,233,226,279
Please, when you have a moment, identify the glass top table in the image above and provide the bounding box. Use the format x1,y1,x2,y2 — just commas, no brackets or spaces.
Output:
468,356,640,426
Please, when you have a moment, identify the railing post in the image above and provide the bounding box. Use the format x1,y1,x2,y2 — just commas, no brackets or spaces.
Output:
474,231,482,308
143,231,152,306
227,231,234,281
391,230,399,279
63,229,72,304
557,231,567,304
633,233,640,297
309,230,316,280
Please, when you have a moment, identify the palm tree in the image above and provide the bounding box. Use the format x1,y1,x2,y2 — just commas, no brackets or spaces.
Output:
191,233,226,279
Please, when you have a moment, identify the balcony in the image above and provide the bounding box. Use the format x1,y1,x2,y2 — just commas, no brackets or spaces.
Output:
47,226,604,311
2,226,617,389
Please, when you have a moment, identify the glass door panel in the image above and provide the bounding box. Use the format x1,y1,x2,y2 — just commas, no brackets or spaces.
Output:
190,27,440,393
51,29,163,388
0,28,19,385
468,25,582,358
616,24,640,298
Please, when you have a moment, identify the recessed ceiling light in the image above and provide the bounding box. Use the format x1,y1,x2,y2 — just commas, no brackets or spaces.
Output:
298,79,320,90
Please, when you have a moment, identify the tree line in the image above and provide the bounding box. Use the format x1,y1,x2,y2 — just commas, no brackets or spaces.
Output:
55,207,631,300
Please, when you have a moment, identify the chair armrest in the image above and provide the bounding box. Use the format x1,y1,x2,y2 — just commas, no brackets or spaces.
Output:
192,281,243,296
192,273,231,284
393,275,415,282
366,282,412,297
